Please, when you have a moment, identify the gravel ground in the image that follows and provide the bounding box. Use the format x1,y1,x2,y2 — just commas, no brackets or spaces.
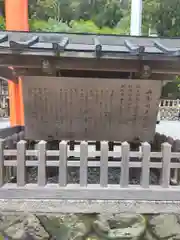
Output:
26,166,160,185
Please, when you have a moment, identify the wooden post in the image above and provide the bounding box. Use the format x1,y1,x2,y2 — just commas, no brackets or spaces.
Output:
161,142,171,188
5,0,29,126
59,141,67,186
120,142,130,187
80,141,88,187
141,142,151,188
38,141,47,186
17,140,26,186
100,141,108,187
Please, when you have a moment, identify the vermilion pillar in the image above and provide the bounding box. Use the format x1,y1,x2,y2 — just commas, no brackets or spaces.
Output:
5,0,29,126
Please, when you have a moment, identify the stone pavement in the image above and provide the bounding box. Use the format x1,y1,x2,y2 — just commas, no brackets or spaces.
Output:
156,120,180,139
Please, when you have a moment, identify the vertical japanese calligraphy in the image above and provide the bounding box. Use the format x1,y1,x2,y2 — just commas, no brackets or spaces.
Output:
22,76,162,141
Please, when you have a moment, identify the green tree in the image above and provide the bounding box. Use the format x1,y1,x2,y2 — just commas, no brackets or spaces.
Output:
155,0,180,37
33,0,61,21
90,0,123,28
142,0,160,34
30,0,124,28
142,0,180,37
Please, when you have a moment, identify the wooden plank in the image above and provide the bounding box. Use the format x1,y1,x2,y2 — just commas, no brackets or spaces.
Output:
161,142,171,188
120,142,130,187
17,140,26,186
0,139,4,187
100,141,108,187
80,141,88,187
141,142,151,188
59,141,67,186
1,184,180,200
38,140,47,186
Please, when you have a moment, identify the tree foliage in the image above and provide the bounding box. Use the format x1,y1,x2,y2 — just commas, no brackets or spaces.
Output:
0,0,180,37
29,18,129,34
29,0,124,28
142,0,180,37
155,0,180,37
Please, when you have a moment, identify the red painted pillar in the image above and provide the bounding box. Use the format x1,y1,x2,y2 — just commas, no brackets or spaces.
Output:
5,0,29,126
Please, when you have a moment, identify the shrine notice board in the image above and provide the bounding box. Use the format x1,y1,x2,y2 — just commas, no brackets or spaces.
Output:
22,76,162,141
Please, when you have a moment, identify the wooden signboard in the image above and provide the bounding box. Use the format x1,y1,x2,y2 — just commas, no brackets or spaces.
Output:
22,76,161,141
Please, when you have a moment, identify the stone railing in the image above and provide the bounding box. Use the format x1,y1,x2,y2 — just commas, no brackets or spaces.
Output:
160,99,180,107
159,99,180,120
0,136,180,212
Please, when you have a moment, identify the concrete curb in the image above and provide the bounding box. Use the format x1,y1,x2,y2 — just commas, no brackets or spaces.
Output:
1,199,180,214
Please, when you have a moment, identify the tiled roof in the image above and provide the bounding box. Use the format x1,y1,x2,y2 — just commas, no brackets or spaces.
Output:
0,31,180,59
